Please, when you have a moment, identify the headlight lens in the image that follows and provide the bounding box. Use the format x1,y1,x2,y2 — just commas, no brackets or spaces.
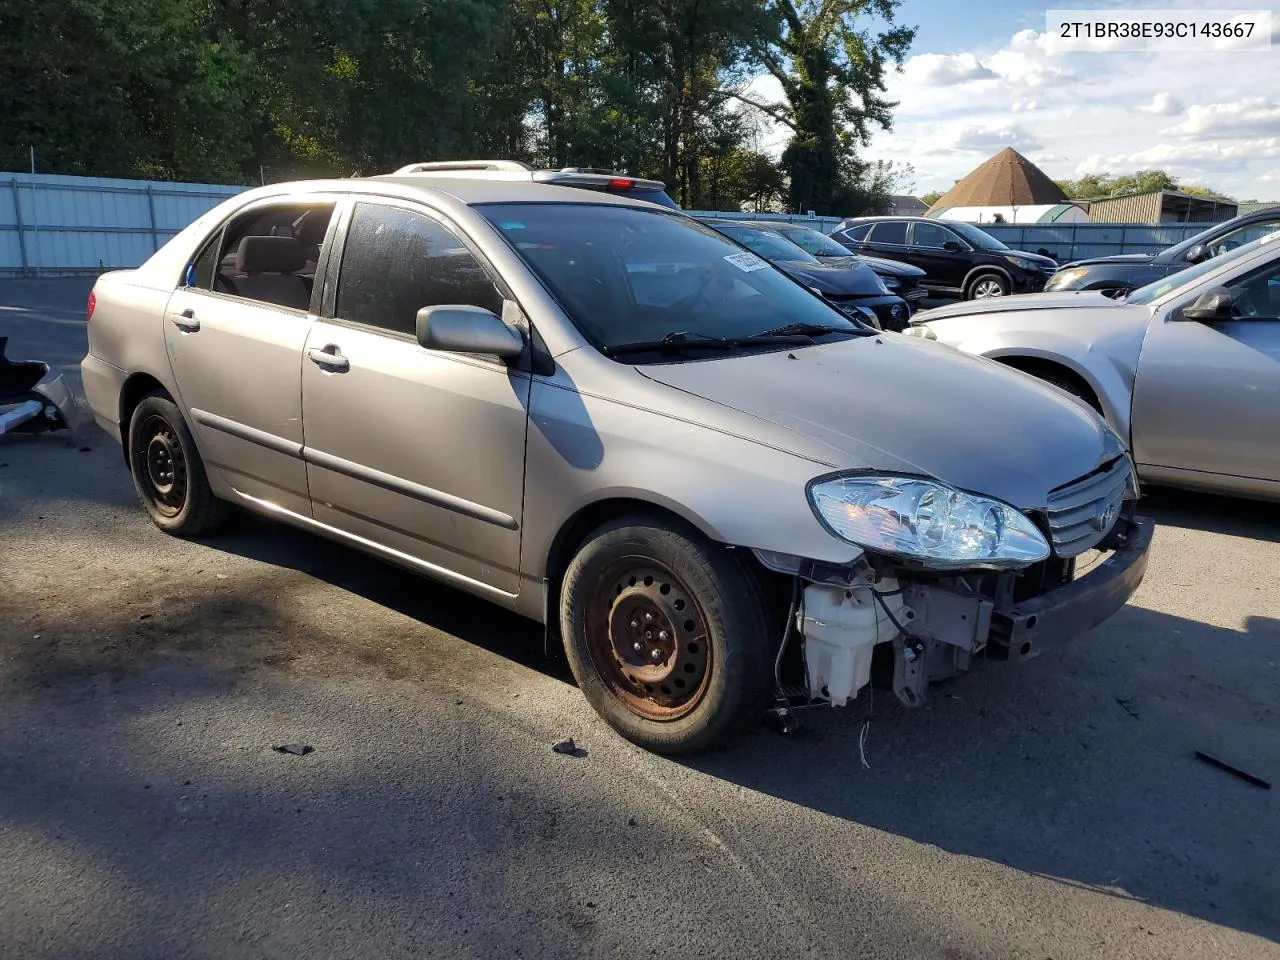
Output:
878,274,898,291
1005,255,1037,270
808,476,1050,568
1048,267,1088,288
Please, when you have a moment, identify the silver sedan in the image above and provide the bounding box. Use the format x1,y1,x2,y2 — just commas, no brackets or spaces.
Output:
912,232,1280,502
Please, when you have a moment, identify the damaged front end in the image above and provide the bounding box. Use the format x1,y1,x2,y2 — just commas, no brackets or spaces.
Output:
757,460,1153,712
0,337,90,437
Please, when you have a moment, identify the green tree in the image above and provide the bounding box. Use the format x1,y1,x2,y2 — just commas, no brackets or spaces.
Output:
919,189,942,207
747,0,914,214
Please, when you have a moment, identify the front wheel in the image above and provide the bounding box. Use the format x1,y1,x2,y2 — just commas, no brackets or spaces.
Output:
128,393,229,536
967,272,1009,299
559,517,771,754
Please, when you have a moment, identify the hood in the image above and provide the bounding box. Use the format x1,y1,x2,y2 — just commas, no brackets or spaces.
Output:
912,289,1119,322
1007,250,1059,269
637,335,1125,510
1062,252,1156,269
776,259,885,296
817,254,927,279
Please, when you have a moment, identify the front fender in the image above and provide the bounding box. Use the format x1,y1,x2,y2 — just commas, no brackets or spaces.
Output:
929,327,1136,441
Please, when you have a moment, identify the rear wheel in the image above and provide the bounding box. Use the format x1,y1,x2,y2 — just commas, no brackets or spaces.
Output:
559,517,771,754
966,272,1008,300
128,393,229,536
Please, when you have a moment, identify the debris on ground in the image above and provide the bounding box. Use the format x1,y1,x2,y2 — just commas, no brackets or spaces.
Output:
1195,750,1271,789
551,737,587,758
273,743,314,756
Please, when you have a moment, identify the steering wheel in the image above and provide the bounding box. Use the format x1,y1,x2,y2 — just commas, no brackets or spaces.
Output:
1233,291,1260,318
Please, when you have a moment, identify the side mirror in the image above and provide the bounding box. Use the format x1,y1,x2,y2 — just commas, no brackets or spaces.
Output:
1179,286,1234,322
942,240,964,252
416,304,524,358
1184,243,1209,264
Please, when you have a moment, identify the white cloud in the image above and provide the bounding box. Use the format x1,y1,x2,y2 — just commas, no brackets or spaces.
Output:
1261,170,1280,183
1137,93,1182,116
1011,99,1038,113
901,52,994,86
923,122,1043,156
1164,98,1280,138
1075,138,1280,178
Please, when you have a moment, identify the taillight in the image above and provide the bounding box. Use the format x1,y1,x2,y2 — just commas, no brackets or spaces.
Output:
86,290,96,322
608,178,635,190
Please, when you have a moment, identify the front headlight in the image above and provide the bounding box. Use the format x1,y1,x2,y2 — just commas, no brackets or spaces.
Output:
1047,267,1088,288
1005,255,1037,271
878,274,899,291
874,274,892,294
808,476,1050,568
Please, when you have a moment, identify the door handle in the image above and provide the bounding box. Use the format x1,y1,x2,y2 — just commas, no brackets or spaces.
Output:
171,308,200,333
307,345,349,372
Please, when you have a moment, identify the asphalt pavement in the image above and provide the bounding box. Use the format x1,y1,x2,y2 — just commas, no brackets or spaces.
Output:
2,278,1278,959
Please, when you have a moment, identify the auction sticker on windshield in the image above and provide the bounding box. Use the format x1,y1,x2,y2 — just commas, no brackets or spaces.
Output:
724,252,768,272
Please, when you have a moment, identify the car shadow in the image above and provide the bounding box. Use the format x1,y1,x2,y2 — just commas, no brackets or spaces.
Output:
1140,486,1280,543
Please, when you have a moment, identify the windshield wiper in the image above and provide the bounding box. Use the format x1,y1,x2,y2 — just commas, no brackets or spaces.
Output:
755,321,867,338
603,329,812,356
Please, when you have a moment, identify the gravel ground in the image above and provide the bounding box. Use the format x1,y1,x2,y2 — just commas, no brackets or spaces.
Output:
1,278,1278,960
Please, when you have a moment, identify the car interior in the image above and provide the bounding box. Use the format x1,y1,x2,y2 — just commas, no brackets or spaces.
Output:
205,202,336,310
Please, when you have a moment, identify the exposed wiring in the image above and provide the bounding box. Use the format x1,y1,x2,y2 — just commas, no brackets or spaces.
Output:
871,587,910,637
773,578,801,700
858,719,871,769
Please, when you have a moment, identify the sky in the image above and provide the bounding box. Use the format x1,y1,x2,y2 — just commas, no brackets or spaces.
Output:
744,0,1280,200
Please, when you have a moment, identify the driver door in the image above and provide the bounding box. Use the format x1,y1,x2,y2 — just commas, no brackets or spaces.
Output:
1131,254,1280,483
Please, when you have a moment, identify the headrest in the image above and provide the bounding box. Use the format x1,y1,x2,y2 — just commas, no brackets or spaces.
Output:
235,235,305,274
294,211,331,245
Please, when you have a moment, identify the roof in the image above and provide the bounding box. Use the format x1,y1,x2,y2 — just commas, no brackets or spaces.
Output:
1083,188,1230,204
1226,200,1278,216
925,148,1069,213
370,175,665,208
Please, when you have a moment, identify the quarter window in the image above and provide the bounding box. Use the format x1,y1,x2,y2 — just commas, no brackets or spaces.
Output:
868,221,907,245
840,223,872,242
335,204,504,336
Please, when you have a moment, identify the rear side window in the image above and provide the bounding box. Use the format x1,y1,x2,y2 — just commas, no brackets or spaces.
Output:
868,221,907,245
839,223,872,242
335,203,504,336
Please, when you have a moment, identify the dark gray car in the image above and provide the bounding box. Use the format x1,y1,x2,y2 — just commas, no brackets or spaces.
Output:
80,177,1152,754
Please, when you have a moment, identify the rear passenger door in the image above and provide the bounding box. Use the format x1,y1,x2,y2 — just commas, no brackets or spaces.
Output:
164,198,336,515
861,221,913,268
300,198,531,597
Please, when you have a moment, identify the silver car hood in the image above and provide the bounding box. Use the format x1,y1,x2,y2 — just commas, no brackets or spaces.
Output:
916,290,1118,322
637,335,1125,510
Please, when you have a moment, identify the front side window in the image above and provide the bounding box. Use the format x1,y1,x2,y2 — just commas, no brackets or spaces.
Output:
1208,220,1280,258
1221,257,1280,319
947,221,1008,251
1128,233,1280,305
480,203,864,355
335,203,504,336
868,221,907,245
912,222,950,249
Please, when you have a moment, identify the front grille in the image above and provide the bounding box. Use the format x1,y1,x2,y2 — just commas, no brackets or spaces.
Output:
1044,456,1132,557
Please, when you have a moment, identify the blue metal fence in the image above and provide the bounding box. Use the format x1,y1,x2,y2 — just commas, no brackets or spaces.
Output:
0,173,1231,276
1,173,246,276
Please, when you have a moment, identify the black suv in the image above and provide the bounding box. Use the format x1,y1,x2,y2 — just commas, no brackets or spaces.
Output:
830,217,1058,300
1045,207,1280,298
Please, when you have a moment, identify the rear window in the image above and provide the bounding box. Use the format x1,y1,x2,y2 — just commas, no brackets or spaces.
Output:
839,223,872,242
559,182,679,209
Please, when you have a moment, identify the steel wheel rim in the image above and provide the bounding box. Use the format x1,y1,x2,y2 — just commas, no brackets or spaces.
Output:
973,278,1005,298
137,415,187,516
583,559,712,722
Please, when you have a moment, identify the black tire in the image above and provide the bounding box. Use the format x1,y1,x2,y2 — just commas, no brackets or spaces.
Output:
127,392,229,536
1029,367,1103,413
965,272,1009,300
559,516,771,755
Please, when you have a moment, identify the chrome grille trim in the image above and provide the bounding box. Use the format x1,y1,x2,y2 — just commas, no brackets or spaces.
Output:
1044,457,1132,557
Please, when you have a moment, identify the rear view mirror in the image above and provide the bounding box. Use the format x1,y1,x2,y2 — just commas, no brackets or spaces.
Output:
942,240,964,253
1184,243,1209,264
1179,286,1234,322
416,305,524,358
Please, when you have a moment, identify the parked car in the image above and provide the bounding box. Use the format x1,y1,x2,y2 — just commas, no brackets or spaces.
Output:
830,216,1058,300
81,176,1151,754
911,231,1280,502
700,219,912,330
391,159,679,208
717,220,928,311
1045,207,1280,298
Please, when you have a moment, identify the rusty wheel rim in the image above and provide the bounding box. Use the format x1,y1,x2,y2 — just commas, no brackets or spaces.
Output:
136,415,187,517
584,560,712,722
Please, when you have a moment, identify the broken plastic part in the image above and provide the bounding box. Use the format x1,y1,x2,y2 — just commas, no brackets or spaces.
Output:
802,580,905,706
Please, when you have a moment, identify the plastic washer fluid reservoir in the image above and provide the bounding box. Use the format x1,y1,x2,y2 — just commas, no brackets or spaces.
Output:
802,580,906,706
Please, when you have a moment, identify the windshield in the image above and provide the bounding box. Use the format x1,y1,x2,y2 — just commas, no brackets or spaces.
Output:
777,225,852,257
1126,230,1280,304
480,203,861,353
713,224,821,264
946,221,1009,251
